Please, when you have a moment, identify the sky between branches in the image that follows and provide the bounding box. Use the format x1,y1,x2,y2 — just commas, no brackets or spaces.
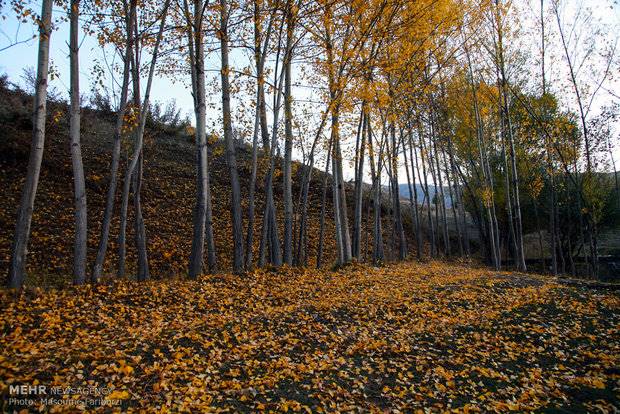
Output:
1,0,619,181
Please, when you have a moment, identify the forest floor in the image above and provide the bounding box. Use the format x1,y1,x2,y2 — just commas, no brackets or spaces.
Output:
1,261,619,413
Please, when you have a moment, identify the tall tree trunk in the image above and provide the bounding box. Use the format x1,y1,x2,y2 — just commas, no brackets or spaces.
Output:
352,108,367,260
133,152,149,280
390,124,406,260
495,0,526,271
220,0,244,273
282,0,294,265
428,139,441,255
259,18,285,268
316,143,332,268
456,172,470,256
499,112,517,266
258,139,281,268
323,13,351,265
117,0,169,278
430,116,449,257
404,125,422,259
368,120,384,264
129,3,149,280
188,0,216,277
256,0,272,152
501,85,526,270
534,200,544,270
609,135,619,210
554,2,598,276
420,129,438,257
245,90,261,269
443,128,466,256
295,111,328,266
443,146,462,256
246,0,274,269
335,129,352,264
7,0,54,288
465,44,500,269
92,0,135,282
69,0,87,285
540,0,557,275
418,126,435,258
332,144,345,265
328,105,352,265
549,172,558,275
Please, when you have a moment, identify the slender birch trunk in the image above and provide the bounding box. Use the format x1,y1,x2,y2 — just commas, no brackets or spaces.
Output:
282,0,294,265
405,125,422,259
332,141,345,265
494,0,526,271
390,124,406,260
553,1,599,276
446,133,468,256
188,0,216,277
499,111,517,265
316,143,332,268
133,152,149,280
258,51,284,268
245,0,274,268
92,0,135,282
352,108,367,260
443,146,462,256
7,0,54,288
418,126,435,258
430,118,449,257
333,119,352,264
465,44,500,269
127,4,149,280
69,0,87,285
220,0,244,273
368,120,384,264
295,111,328,266
259,18,285,267
117,0,169,278
245,91,260,269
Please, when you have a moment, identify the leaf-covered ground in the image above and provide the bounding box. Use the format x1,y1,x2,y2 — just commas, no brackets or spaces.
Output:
1,262,619,412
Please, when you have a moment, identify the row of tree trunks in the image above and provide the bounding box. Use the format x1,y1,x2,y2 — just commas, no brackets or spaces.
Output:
92,0,136,282
117,0,169,280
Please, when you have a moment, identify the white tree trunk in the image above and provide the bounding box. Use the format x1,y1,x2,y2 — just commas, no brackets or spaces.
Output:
8,0,54,288
220,0,245,273
92,0,135,282
69,0,87,284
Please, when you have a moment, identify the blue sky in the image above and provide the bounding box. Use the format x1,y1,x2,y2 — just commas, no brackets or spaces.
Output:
1,5,204,121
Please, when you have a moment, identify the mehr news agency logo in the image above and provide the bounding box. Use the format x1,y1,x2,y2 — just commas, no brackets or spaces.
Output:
5,383,124,408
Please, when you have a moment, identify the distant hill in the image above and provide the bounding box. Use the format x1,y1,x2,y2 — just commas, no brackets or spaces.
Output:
398,183,453,208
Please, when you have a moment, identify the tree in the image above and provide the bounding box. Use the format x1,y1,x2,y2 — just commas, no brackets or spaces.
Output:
492,0,526,271
117,0,170,280
7,0,54,288
186,0,217,277
551,0,617,277
220,0,245,273
92,0,137,282
69,0,88,284
282,0,297,265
